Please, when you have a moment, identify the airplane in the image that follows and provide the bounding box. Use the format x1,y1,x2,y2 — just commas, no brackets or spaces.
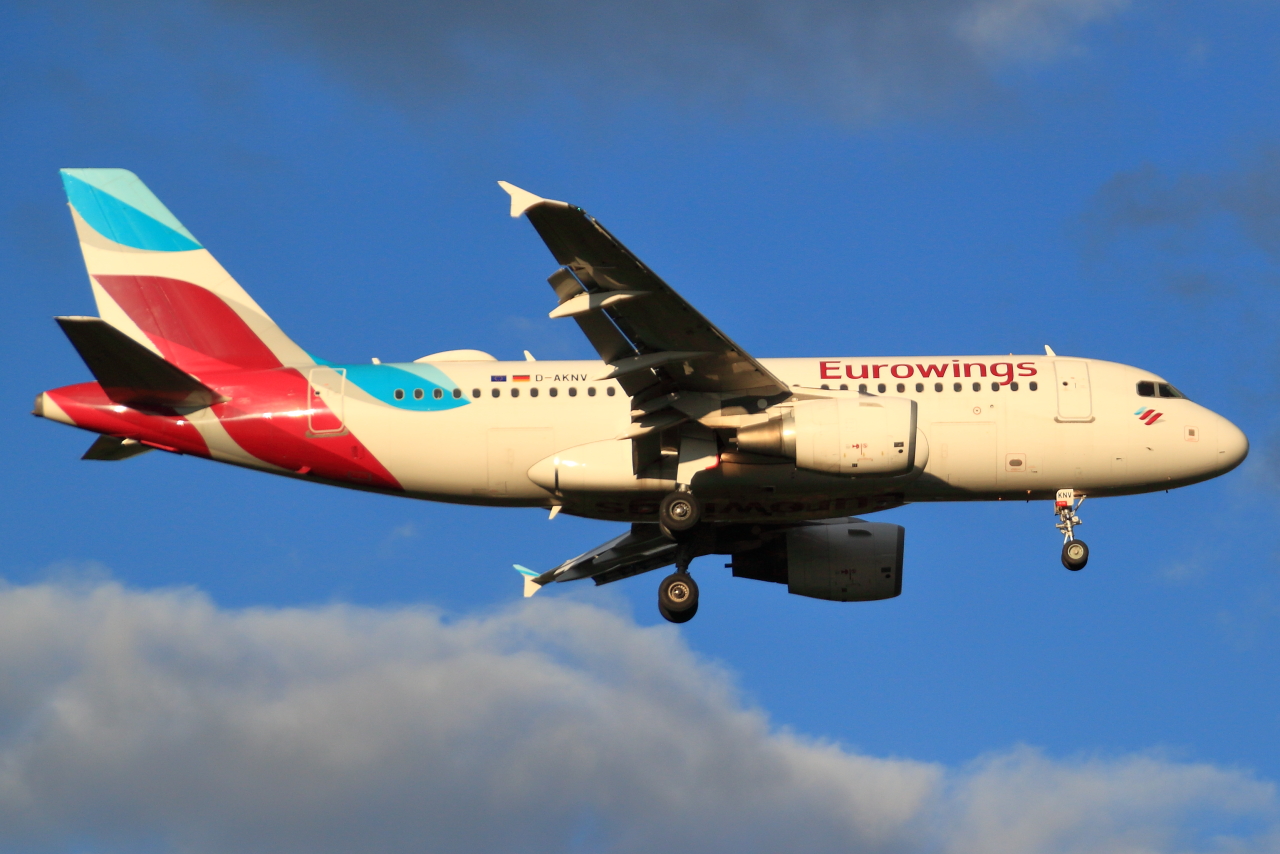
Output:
34,169,1249,623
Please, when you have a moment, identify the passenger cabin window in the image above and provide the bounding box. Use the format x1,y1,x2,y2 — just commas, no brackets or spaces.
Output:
972,382,981,392
568,387,577,397
1010,382,1019,391
511,388,519,398
433,388,443,400
472,389,480,398
607,387,616,396
1029,381,1038,391
549,387,558,397
934,383,943,392
839,384,848,390
452,388,461,399
530,387,538,397
858,384,867,393
1158,383,1186,399
393,388,404,400
953,383,962,392
491,388,500,398
1137,381,1155,397
588,387,597,397
991,382,1000,392
877,383,886,393
896,383,905,393
413,388,424,400
915,383,924,392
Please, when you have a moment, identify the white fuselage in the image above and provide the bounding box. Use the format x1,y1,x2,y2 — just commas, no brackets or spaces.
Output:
271,354,1246,523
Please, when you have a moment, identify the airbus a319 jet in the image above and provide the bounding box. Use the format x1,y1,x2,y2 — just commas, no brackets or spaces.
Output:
35,170,1248,622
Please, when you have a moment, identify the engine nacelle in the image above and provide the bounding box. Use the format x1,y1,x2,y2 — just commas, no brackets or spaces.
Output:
736,397,919,476
729,519,904,601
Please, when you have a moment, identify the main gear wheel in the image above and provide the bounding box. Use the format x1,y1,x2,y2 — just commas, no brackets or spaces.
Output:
658,571,699,623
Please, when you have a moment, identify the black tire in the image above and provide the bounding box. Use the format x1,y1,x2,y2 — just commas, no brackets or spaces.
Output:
659,491,700,533
1061,539,1089,571
659,601,698,624
658,572,699,622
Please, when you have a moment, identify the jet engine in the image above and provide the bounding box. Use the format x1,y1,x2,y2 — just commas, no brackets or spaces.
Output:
728,519,904,601
735,398,919,476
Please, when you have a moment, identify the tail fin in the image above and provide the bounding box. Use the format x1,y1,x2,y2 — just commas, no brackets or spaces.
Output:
60,169,312,376
55,316,224,411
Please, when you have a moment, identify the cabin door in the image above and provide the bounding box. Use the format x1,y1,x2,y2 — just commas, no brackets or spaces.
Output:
1053,360,1093,421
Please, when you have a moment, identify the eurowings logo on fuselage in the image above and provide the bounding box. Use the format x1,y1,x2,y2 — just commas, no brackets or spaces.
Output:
1135,408,1163,425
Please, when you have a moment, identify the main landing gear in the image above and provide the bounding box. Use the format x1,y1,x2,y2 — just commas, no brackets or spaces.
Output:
658,543,699,623
1055,488,1089,571
659,488,701,538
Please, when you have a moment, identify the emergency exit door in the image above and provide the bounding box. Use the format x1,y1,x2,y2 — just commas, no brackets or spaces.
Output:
1053,360,1092,421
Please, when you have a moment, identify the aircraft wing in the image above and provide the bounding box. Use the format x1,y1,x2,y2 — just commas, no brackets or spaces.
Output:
523,523,679,595
499,182,790,401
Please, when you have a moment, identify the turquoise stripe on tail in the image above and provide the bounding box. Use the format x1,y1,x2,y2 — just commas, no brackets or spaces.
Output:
61,169,202,251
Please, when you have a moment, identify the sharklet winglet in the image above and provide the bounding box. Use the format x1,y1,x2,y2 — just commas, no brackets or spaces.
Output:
497,181,565,218
514,564,543,598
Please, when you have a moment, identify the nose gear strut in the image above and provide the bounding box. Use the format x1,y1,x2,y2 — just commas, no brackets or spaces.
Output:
1055,488,1089,570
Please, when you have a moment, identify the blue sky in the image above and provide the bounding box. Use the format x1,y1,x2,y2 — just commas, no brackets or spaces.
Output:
3,2,1280,851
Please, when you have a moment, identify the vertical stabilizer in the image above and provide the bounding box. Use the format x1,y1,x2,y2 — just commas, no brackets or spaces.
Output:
60,169,312,376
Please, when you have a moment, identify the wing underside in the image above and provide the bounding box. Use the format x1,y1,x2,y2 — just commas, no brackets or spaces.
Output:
529,524,679,592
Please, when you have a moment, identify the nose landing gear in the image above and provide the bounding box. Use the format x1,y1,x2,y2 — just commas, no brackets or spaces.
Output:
658,543,699,623
1055,488,1088,571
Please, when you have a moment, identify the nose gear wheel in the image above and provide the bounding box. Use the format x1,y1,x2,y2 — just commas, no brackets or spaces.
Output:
1062,539,1089,571
1054,488,1089,571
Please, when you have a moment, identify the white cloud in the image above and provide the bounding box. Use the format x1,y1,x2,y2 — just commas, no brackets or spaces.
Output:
0,580,1272,853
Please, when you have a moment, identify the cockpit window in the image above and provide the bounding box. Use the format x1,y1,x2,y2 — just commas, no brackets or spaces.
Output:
1136,381,1155,397
1157,383,1186,399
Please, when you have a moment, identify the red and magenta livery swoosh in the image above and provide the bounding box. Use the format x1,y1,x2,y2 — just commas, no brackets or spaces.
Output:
47,167,406,492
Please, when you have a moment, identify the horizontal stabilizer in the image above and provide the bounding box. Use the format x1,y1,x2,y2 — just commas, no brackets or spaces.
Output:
55,316,225,411
82,435,153,461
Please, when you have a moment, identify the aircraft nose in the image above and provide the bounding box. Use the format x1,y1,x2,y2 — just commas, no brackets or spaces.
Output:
1216,416,1249,473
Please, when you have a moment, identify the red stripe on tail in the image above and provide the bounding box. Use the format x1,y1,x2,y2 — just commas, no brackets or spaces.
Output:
94,275,282,374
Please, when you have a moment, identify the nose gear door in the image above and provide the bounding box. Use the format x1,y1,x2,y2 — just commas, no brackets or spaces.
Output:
1053,360,1093,422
